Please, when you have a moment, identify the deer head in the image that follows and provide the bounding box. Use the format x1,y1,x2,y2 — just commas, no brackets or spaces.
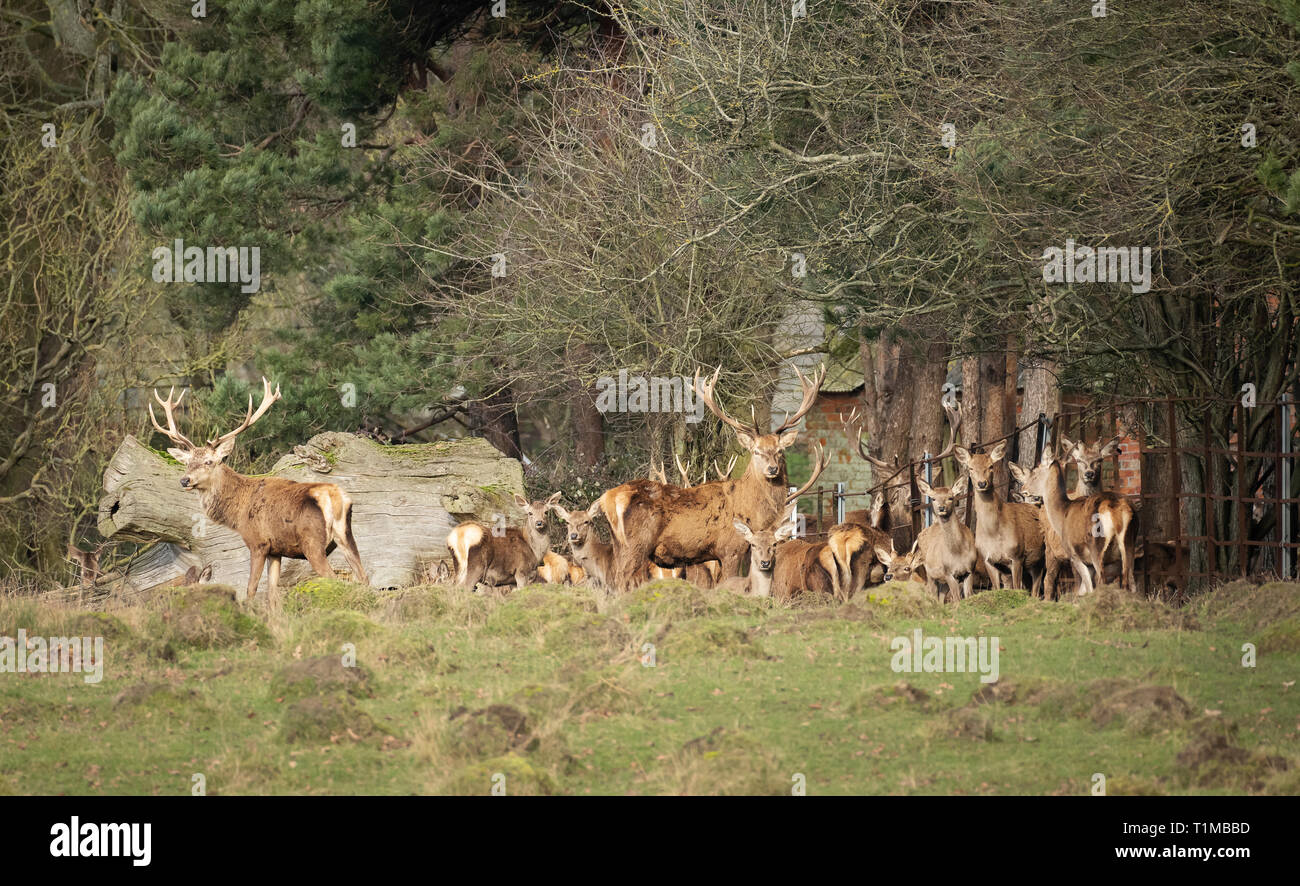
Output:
732,519,798,573
551,500,603,547
878,541,916,582
916,474,968,521
693,363,825,481
953,439,1008,494
150,377,281,491
1060,434,1121,488
515,493,561,535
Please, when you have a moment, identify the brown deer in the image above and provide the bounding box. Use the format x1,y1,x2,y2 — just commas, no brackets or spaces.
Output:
537,551,575,584
732,519,837,600
1060,434,1122,499
913,475,978,603
878,540,923,583
66,543,102,589
149,379,367,600
954,440,1046,594
446,493,561,590
1009,457,1136,595
599,363,825,591
824,522,893,601
550,501,615,590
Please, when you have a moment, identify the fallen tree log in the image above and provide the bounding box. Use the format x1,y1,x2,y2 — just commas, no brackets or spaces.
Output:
98,432,526,596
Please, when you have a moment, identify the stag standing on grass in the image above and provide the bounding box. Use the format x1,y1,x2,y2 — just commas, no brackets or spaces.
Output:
149,378,368,600
598,364,826,592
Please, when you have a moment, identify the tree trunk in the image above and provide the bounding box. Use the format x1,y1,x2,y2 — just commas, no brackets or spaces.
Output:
467,384,521,459
1019,358,1060,467
97,433,525,596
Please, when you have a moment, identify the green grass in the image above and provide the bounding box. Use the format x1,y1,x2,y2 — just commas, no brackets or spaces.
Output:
0,578,1296,795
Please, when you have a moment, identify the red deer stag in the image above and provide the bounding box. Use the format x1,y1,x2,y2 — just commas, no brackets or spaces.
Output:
446,493,561,590
149,379,368,600
599,364,826,591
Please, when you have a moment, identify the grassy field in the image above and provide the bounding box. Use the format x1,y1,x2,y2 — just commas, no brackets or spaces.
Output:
1,577,1297,795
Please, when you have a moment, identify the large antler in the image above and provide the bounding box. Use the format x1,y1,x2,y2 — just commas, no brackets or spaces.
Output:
149,386,195,450
209,377,282,447
784,443,827,508
648,455,667,485
844,407,894,472
773,363,826,434
693,366,759,437
674,453,698,487
930,399,963,462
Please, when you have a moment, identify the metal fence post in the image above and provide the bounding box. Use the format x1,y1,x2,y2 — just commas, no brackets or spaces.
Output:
922,449,933,529
835,482,845,525
1283,394,1293,580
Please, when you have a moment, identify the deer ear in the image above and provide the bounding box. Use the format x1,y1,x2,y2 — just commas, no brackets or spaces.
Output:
512,493,528,508
168,448,192,465
874,545,893,564
953,446,970,466
732,520,753,540
586,500,603,519
547,491,562,505
777,427,799,449
952,474,969,495
1100,436,1121,457
1008,462,1027,483
214,438,236,460
989,440,1007,463
1059,435,1075,455
775,521,798,540
552,505,570,521
916,478,933,497
736,431,756,451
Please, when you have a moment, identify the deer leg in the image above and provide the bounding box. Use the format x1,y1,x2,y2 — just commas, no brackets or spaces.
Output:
305,544,335,582
267,556,282,597
960,572,973,600
946,576,961,604
1010,557,1024,593
1072,556,1095,596
246,549,267,600
983,557,1000,590
339,516,368,585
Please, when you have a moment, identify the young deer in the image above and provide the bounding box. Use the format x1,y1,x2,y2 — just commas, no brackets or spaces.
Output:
878,540,923,583
447,493,561,590
913,475,977,603
599,364,825,591
149,379,367,600
732,519,838,600
1009,457,1135,595
1059,434,1122,498
537,551,575,584
551,501,615,591
953,440,1046,594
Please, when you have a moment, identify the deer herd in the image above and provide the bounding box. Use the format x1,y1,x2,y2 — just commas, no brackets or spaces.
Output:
136,364,1143,606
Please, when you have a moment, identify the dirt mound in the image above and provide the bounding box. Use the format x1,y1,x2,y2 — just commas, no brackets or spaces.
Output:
1175,719,1291,792
615,581,768,625
112,681,214,726
963,588,1033,614
645,727,785,795
285,578,379,614
1257,615,1300,653
851,681,932,713
151,585,271,649
855,581,948,619
446,704,535,757
542,613,630,659
1078,583,1199,632
269,656,372,702
1089,684,1193,733
969,678,1055,706
280,693,378,744
482,587,598,637
660,621,767,661
444,754,556,795
1194,581,1300,632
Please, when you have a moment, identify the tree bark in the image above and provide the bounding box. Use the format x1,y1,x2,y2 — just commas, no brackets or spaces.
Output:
467,384,522,459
